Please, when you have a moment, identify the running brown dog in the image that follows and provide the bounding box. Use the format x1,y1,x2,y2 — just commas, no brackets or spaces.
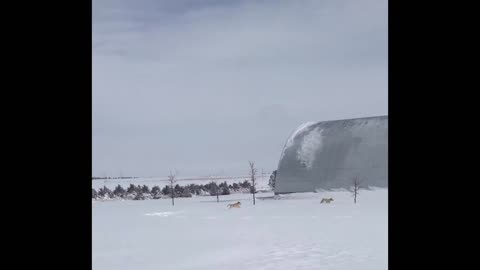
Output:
227,201,241,209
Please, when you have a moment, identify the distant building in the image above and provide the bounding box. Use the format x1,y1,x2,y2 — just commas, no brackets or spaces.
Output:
274,116,388,194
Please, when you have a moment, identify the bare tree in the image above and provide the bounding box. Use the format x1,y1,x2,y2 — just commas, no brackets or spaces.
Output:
207,175,220,202
268,170,277,190
211,180,220,202
168,170,177,206
249,161,257,205
351,176,363,204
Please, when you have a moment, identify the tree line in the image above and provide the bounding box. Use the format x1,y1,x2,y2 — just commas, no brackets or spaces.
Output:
92,180,255,201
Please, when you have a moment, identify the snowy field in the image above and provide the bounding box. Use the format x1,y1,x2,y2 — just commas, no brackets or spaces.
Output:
93,188,387,270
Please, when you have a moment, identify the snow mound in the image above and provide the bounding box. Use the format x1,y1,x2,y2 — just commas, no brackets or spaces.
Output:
145,211,181,217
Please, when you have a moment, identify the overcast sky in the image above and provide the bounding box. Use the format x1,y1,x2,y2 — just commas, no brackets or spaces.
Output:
93,0,387,177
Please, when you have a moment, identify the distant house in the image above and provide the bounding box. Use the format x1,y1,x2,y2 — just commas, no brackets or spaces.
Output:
274,116,388,194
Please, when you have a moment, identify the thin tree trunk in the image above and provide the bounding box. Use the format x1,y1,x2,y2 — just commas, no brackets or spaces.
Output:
249,161,257,206
171,183,174,206
168,171,177,206
252,178,256,205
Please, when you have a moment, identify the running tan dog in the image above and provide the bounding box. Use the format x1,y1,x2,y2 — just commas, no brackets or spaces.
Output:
320,198,334,203
227,201,241,209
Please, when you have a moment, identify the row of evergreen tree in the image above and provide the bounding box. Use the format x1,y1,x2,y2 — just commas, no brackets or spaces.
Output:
92,180,254,200
92,176,139,180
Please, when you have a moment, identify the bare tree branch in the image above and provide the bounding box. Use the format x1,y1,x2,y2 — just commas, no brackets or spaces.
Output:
168,170,177,206
351,176,363,204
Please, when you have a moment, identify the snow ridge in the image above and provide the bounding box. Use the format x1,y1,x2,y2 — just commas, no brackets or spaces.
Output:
296,127,323,170
280,121,316,160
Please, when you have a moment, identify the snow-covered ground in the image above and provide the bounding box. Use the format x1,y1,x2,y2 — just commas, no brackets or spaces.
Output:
93,188,387,270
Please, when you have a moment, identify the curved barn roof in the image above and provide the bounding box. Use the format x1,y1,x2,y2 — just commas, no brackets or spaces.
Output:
275,116,388,194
